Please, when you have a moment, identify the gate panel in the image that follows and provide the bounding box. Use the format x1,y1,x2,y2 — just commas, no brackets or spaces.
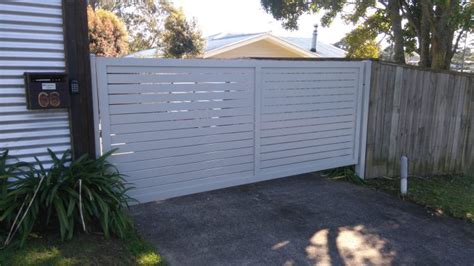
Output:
92,58,370,202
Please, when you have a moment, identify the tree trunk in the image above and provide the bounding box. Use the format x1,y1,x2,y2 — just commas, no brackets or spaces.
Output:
387,0,405,64
418,5,431,67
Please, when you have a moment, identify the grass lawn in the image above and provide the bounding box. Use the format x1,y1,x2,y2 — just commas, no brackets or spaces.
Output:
0,230,165,266
365,175,474,223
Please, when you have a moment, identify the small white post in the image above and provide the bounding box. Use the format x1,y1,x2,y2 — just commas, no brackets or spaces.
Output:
400,155,408,195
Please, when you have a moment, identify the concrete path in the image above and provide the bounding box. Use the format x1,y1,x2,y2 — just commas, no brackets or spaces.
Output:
129,174,474,266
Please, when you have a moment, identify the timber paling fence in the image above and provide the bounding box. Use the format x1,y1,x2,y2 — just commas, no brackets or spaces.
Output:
365,61,474,178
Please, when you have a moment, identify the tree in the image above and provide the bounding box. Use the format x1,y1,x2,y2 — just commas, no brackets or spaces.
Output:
162,8,205,58
89,0,173,52
336,26,380,58
87,6,129,57
260,0,474,70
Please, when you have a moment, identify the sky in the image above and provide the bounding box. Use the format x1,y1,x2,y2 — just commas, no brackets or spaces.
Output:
170,0,354,45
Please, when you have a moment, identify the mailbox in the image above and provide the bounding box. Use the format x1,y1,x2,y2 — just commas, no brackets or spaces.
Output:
24,73,70,109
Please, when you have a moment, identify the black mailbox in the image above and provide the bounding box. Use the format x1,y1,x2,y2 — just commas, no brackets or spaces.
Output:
24,73,70,109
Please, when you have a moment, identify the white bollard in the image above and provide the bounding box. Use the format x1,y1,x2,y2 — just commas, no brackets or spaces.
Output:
400,156,408,195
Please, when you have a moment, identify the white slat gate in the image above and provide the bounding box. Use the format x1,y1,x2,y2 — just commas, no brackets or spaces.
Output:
91,57,371,203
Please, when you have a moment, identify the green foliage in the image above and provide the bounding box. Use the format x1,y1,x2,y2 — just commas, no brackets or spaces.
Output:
0,232,165,266
90,0,173,53
260,0,474,69
323,166,366,185
337,26,380,59
0,149,134,247
88,5,129,57
162,8,205,58
366,176,474,223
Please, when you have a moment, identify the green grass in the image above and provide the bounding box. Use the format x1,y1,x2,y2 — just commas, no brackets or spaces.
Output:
0,230,165,266
365,175,474,223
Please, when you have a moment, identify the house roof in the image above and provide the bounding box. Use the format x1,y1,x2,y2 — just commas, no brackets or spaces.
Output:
126,32,346,58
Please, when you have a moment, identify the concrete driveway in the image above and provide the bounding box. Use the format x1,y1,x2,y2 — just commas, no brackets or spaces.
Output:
129,174,474,265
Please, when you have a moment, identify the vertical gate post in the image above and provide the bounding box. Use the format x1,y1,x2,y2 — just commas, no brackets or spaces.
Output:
355,60,372,178
63,0,96,159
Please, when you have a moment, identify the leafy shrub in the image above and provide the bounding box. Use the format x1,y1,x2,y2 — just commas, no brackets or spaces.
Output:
88,5,129,57
323,166,367,185
0,149,134,247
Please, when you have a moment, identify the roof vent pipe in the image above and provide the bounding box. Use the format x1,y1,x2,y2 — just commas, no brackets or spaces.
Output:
310,24,318,52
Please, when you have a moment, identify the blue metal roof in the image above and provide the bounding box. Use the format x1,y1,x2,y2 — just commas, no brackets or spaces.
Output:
127,32,346,58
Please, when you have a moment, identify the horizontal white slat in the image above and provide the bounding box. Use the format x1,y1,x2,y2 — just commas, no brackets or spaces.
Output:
262,155,354,174
0,60,64,68
0,23,62,33
262,108,353,122
0,112,69,122
108,90,252,104
107,66,255,74
0,129,70,141
0,120,69,132
110,107,253,125
0,78,24,85
1,0,61,6
0,14,62,25
109,99,252,115
112,123,254,143
0,96,25,104
0,50,64,59
117,147,254,172
0,31,63,41
123,155,254,180
262,67,358,74
261,128,354,145
1,137,70,149
263,94,355,105
0,41,63,50
262,142,353,161
262,135,353,153
107,72,253,84
263,101,354,113
262,149,353,169
264,73,357,82
6,144,70,157
109,139,254,163
113,131,253,153
261,122,353,138
264,87,356,97
111,115,253,134
0,3,61,14
0,69,63,76
129,163,254,189
261,115,354,130
264,80,356,89
108,82,252,94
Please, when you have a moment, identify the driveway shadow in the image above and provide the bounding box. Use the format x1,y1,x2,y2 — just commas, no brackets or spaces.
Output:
129,174,474,266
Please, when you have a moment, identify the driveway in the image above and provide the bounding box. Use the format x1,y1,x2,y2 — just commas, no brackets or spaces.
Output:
129,174,474,265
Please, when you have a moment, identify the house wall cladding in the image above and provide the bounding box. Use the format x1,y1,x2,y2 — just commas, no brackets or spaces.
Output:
0,0,71,163
92,58,370,202
365,61,474,178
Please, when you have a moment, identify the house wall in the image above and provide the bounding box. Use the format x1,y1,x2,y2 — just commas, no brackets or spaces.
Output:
207,39,304,59
365,61,474,177
0,0,71,164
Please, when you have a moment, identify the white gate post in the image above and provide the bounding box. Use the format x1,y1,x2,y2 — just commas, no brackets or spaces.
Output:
254,66,262,176
90,54,101,158
355,60,372,178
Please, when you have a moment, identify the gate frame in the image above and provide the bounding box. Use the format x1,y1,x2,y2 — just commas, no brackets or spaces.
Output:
90,57,372,201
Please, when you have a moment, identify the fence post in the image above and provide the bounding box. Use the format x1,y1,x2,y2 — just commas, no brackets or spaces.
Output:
355,60,372,178
89,55,101,158
254,66,262,177
63,0,96,159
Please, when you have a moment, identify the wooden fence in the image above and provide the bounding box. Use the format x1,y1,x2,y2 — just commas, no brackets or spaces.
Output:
365,61,474,178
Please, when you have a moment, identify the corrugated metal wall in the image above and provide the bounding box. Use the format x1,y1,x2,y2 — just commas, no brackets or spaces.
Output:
0,0,71,163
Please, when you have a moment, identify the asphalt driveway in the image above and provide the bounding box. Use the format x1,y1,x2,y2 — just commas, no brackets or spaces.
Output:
129,174,474,265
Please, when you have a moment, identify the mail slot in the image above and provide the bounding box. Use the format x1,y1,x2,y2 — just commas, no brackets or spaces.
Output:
24,73,70,109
